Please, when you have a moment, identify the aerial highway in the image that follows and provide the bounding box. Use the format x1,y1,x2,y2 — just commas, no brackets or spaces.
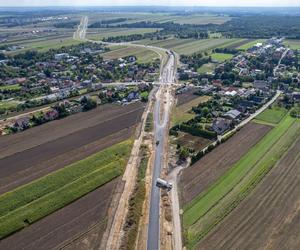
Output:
147,51,176,250
75,16,178,249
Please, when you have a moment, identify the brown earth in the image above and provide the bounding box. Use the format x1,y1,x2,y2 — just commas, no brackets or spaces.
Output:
0,102,144,159
0,102,144,194
176,132,212,152
0,178,120,250
197,137,300,250
179,122,272,205
176,88,199,106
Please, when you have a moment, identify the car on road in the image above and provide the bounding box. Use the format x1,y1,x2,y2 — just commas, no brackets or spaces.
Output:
156,178,173,191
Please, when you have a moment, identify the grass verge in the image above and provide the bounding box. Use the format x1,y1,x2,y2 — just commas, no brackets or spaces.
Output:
255,106,287,124
0,139,133,239
145,112,153,132
121,145,149,250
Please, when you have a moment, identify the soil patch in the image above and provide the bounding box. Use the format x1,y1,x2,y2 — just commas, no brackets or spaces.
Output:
0,178,120,250
179,122,272,205
197,137,300,250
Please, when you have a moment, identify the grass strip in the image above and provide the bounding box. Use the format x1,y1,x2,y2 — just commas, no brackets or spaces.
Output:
122,145,149,250
183,115,295,225
145,112,153,132
0,140,131,217
187,120,300,249
255,106,287,124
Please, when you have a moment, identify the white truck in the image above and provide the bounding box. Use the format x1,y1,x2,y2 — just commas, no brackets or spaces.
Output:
156,178,173,191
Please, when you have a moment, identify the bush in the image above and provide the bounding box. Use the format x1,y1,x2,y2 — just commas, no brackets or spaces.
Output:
121,147,149,250
179,124,217,139
179,147,189,161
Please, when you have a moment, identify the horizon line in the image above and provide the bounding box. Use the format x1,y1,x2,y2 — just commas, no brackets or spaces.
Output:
1,5,300,8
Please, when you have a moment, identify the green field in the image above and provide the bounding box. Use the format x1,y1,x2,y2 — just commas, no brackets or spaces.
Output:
183,115,300,249
6,37,81,54
87,28,161,40
211,53,233,61
284,39,300,50
0,139,132,239
0,101,19,110
217,38,248,49
102,45,159,63
139,38,237,55
197,63,216,74
87,12,230,26
0,84,21,91
255,106,287,124
172,96,211,126
237,39,266,50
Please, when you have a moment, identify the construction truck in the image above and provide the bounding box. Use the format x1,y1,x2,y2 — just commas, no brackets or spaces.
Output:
156,178,173,191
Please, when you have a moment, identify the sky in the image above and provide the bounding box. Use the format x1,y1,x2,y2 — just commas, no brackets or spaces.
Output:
0,0,299,7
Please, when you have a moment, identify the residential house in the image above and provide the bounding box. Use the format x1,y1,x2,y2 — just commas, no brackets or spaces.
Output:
250,95,264,104
54,53,69,60
44,109,59,121
212,118,232,134
224,109,241,120
13,117,30,130
237,100,255,112
253,80,268,91
127,91,140,102
292,92,300,102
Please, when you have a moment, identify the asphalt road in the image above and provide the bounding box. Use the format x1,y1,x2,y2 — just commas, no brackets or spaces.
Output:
74,17,177,249
147,53,175,250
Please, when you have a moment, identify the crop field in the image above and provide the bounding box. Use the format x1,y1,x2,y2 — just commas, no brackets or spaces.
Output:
0,101,19,110
2,32,71,46
172,95,210,126
5,36,81,54
197,63,217,74
102,46,159,63
197,136,300,250
87,28,161,40
0,27,78,54
171,39,235,55
139,38,195,48
211,53,233,61
237,39,266,50
255,106,287,124
176,88,201,106
0,177,118,250
176,132,212,152
0,102,144,194
182,115,300,249
139,38,236,55
179,122,271,205
87,12,230,26
163,15,231,25
0,84,21,91
284,39,300,50
220,38,253,49
0,139,132,239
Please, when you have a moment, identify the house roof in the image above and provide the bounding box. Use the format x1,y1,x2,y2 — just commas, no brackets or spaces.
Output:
212,118,231,134
225,109,241,119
